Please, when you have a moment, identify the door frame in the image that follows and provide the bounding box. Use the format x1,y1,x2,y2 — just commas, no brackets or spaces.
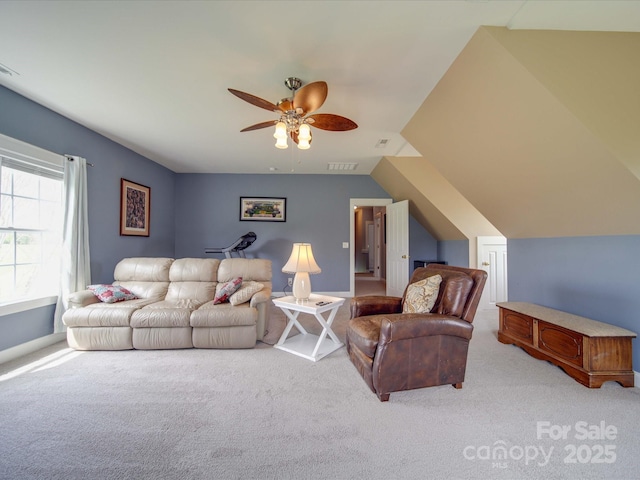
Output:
350,198,392,297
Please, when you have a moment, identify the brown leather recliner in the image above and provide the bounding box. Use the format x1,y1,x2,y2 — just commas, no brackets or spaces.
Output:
346,264,487,401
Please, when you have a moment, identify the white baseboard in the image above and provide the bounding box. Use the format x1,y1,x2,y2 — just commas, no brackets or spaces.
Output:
0,333,66,365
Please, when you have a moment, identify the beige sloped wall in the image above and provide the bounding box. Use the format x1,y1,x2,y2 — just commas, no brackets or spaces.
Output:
372,156,502,266
486,27,640,180
401,26,640,239
372,157,467,241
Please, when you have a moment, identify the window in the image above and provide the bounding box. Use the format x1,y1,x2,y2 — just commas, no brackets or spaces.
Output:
0,137,64,306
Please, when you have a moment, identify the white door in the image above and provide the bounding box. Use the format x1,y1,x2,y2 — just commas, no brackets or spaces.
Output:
477,236,508,309
386,200,410,297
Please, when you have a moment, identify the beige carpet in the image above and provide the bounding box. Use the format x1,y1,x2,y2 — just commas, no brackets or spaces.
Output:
1,304,639,480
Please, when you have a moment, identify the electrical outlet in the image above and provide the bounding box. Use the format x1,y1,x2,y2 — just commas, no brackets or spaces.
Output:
288,277,293,287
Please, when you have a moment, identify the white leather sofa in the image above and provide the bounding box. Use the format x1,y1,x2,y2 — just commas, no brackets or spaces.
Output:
62,257,272,350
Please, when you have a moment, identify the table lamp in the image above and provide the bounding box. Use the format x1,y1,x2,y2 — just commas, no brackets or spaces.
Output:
282,243,321,301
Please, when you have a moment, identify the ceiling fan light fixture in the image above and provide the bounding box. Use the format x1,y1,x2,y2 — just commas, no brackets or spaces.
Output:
274,121,289,148
275,136,288,149
298,123,311,140
297,138,311,150
274,121,287,139
230,77,357,155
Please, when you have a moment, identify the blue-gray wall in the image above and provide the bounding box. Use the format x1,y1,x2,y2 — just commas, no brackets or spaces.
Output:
438,239,469,267
409,215,438,269
0,304,56,351
174,173,391,292
509,236,640,369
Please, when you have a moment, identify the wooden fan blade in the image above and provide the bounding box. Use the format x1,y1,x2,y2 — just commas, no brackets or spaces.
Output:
307,113,358,131
277,98,293,112
293,81,328,114
240,120,277,132
228,88,279,112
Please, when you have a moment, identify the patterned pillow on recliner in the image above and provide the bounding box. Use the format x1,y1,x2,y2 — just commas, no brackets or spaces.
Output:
402,274,442,314
87,284,138,303
213,277,243,304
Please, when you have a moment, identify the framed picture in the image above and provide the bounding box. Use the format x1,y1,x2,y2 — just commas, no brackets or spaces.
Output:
240,197,286,222
120,178,150,236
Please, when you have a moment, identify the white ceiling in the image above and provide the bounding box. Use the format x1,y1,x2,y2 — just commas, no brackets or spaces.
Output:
1,1,639,175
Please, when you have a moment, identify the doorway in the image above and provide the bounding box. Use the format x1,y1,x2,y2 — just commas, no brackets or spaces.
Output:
354,206,386,296
350,198,392,296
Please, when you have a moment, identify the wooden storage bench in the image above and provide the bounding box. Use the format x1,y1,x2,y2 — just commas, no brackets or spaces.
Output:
497,302,636,388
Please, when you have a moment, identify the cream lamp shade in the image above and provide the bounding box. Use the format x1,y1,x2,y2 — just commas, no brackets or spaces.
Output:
282,243,321,301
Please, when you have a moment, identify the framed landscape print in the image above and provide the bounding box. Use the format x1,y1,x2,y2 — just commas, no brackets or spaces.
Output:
120,178,150,236
240,197,286,222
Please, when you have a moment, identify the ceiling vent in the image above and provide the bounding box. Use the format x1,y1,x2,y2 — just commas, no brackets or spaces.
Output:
327,162,358,171
375,139,389,148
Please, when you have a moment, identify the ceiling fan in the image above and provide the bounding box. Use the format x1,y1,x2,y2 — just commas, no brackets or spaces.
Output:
228,77,357,150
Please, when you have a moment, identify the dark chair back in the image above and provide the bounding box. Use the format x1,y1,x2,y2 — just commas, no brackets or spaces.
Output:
405,264,487,323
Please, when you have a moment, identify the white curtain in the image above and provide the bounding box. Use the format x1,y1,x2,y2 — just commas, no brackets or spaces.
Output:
54,156,91,333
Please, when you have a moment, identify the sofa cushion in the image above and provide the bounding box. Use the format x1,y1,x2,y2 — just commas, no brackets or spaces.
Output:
62,306,138,327
169,258,220,282
218,258,272,283
165,282,216,305
191,302,258,327
113,281,170,301
130,307,191,328
213,277,243,304
114,257,174,282
145,298,201,309
229,281,264,306
402,274,441,314
87,297,162,309
87,284,138,303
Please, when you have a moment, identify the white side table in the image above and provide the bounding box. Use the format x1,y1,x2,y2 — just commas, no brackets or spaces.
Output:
272,294,345,362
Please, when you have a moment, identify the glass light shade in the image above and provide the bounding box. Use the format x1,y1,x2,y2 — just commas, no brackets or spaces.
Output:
298,123,311,140
297,138,310,150
282,243,321,301
275,136,288,149
274,121,287,139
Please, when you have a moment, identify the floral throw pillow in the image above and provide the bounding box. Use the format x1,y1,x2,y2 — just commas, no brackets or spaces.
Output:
229,281,264,306
213,277,243,304
88,284,138,304
402,274,442,314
